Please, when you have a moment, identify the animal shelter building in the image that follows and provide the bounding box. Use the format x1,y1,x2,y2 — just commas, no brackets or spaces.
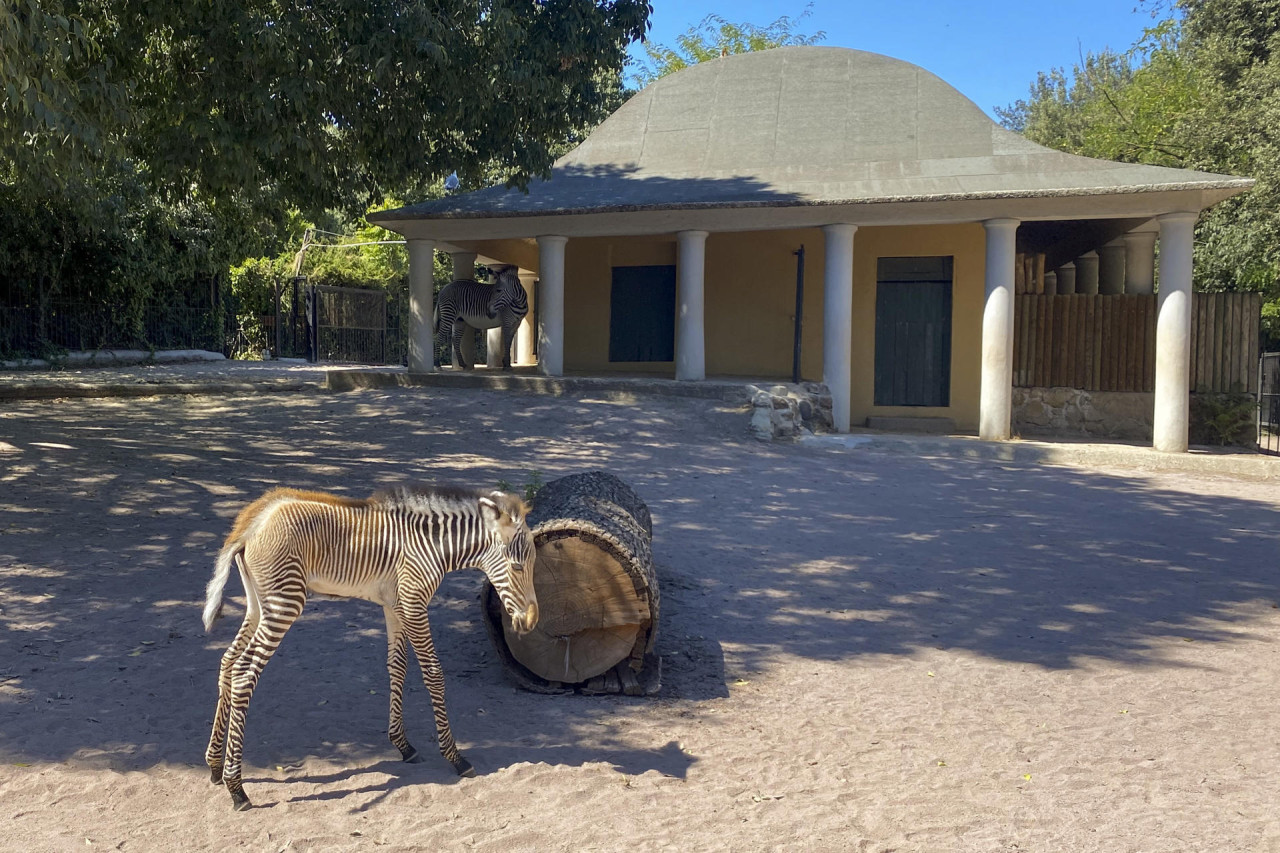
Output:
370,46,1253,452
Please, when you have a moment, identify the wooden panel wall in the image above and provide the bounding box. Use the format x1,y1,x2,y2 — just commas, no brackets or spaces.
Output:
1013,292,1260,394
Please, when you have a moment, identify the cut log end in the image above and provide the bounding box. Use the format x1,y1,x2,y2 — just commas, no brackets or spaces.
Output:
482,472,660,695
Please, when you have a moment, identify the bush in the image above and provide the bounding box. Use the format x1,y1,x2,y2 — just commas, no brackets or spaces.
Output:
1189,392,1257,447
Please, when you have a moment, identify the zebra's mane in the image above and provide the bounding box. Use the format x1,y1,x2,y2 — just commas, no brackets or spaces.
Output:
369,483,524,517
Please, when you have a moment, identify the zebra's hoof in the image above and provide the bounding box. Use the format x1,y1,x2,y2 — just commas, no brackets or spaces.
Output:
402,748,423,764
210,767,223,784
453,758,476,778
230,790,252,811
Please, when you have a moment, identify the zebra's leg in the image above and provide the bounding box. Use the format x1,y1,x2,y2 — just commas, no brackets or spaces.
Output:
501,314,518,370
221,586,305,811
382,605,419,762
206,565,260,784
402,604,475,777
452,321,471,370
206,609,257,783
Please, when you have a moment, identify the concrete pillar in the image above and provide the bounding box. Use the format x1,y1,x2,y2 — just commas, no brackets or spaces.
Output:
1076,251,1100,295
980,218,1019,441
450,252,477,281
1044,270,1058,295
486,328,504,368
1055,262,1077,295
536,236,567,376
407,239,437,374
1153,212,1197,452
516,270,537,366
676,230,709,381
822,223,857,432
1098,240,1126,295
1124,231,1157,295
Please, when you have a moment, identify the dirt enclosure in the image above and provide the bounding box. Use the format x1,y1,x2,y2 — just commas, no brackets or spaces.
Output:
1,385,1279,852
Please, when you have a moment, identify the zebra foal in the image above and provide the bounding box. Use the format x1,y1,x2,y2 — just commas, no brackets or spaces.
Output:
201,483,539,811
434,264,528,370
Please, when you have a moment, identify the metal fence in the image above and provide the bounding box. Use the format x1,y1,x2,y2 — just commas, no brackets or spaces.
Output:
0,302,226,358
1261,352,1280,455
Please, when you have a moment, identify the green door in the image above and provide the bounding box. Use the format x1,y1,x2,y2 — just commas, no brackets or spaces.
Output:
874,257,953,407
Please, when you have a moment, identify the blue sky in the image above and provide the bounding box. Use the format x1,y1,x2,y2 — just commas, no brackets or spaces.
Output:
626,1,1170,120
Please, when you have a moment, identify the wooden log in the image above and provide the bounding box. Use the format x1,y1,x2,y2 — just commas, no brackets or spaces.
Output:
481,472,660,695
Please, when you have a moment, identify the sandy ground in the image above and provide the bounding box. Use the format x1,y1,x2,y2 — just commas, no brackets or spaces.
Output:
1,383,1279,852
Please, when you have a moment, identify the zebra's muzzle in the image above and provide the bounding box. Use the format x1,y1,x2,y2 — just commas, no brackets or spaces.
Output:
510,601,539,635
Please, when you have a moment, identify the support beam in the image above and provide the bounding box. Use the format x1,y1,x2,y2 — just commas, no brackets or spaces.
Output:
1153,212,1197,452
407,239,437,374
537,236,568,377
516,270,537,366
1124,231,1157,295
1076,251,1100,295
676,230,708,381
822,223,857,432
980,218,1019,441
1098,240,1126,295
1055,262,1077,295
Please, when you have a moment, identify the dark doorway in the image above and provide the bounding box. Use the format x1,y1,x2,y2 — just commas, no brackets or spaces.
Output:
609,265,676,362
874,257,953,407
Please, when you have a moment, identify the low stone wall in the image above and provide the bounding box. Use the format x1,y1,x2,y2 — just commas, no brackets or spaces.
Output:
1014,387,1153,441
746,382,834,440
0,349,226,370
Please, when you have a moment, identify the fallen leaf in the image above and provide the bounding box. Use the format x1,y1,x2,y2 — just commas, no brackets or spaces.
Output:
1023,774,1032,781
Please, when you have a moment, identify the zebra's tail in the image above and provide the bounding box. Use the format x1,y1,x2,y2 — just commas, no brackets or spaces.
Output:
203,537,245,633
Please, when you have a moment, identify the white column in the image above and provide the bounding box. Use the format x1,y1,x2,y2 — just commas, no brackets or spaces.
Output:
516,270,537,366
676,230,708,381
1153,212,1197,452
536,236,567,376
1098,240,1126,295
822,223,857,432
980,218,1019,441
1076,251,1100,295
450,252,476,281
1124,231,1157,295
407,239,437,374
1056,261,1077,294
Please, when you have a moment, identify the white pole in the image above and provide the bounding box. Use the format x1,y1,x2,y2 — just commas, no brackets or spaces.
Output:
676,230,709,381
822,223,857,432
1153,212,1197,452
980,218,1019,440
406,239,437,374
537,236,568,376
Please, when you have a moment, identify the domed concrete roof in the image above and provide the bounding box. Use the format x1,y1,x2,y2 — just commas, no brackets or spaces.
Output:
372,46,1251,236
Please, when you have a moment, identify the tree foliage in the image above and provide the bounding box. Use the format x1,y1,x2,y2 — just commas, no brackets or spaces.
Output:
999,0,1280,346
3,0,651,216
631,3,824,88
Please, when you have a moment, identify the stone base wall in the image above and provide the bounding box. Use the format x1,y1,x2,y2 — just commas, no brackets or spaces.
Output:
1014,387,1153,441
747,382,834,440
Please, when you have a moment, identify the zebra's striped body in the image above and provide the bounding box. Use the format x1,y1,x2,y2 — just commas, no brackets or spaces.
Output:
202,484,538,811
434,265,528,370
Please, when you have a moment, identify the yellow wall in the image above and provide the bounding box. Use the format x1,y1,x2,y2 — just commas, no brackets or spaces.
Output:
468,222,987,431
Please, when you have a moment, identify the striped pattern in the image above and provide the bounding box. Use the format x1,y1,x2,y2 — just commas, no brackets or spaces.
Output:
202,484,538,811
434,265,529,369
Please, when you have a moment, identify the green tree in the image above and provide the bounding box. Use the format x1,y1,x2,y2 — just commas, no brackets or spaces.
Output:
999,2,1280,346
2,0,651,217
631,4,825,88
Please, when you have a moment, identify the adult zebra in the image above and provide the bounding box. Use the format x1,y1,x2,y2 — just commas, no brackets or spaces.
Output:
201,483,539,811
434,264,528,370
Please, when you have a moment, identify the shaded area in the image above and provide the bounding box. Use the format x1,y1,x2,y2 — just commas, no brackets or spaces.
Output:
0,388,1277,781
